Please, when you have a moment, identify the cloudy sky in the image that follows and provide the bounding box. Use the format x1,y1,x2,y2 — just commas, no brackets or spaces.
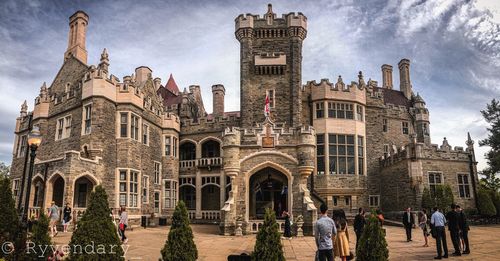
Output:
0,0,498,170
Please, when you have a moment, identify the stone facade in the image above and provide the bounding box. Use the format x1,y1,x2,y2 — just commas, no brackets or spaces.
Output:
10,5,479,234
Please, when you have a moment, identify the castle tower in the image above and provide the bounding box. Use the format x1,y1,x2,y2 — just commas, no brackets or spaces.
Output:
413,93,430,145
381,64,393,89
398,58,412,99
212,84,225,118
98,48,109,74
64,11,89,64
235,4,307,127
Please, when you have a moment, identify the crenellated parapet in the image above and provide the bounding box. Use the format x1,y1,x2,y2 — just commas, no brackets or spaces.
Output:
303,74,367,104
180,113,240,133
161,112,180,132
235,4,307,41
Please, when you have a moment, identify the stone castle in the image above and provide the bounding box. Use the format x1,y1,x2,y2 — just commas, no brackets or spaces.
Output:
10,5,479,235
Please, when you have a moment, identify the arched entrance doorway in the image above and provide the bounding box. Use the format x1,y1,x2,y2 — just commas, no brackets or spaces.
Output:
31,177,45,208
201,184,220,210
52,176,65,207
73,176,95,208
249,167,288,219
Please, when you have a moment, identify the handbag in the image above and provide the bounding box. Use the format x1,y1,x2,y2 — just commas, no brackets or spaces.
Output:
346,251,354,260
119,223,125,231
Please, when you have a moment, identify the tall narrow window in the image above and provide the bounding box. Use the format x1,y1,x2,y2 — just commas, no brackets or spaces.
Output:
316,134,325,175
457,174,471,198
57,118,64,140
131,114,139,141
120,112,128,138
328,102,335,118
357,135,364,175
356,105,363,121
164,180,178,209
267,89,275,108
84,104,92,134
428,172,443,195
142,124,149,145
12,179,20,199
129,171,139,207
119,170,127,206
383,144,389,158
18,135,27,157
154,191,160,213
142,176,149,204
315,102,324,119
154,162,161,184
402,121,409,134
172,137,178,157
328,134,337,174
164,136,171,156
423,123,428,135
383,119,388,132
64,116,72,138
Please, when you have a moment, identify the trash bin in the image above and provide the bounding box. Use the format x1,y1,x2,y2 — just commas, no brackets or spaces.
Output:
159,217,167,226
227,253,251,261
141,215,147,228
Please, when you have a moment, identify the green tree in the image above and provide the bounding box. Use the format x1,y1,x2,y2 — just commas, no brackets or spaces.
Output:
28,213,52,260
356,212,389,261
477,189,496,216
0,163,9,177
68,185,124,261
251,208,284,261
431,185,454,213
0,175,26,260
421,187,434,212
161,200,198,261
479,99,500,192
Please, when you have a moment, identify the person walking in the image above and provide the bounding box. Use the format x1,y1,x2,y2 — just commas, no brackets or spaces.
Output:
419,209,429,247
314,204,337,261
282,210,291,238
334,217,350,261
119,206,128,243
353,207,366,251
402,207,414,242
431,207,448,259
446,204,461,256
62,203,72,233
456,205,470,254
48,201,60,237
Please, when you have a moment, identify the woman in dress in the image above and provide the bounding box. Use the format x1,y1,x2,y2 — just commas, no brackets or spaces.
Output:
419,209,429,247
282,211,291,238
334,217,350,261
62,203,72,233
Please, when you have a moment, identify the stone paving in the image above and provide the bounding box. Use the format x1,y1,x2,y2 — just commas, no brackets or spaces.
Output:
52,224,500,260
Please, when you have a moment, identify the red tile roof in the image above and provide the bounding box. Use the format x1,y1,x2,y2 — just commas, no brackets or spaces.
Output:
165,73,179,94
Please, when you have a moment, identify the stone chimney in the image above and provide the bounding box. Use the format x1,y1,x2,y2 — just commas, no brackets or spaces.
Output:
135,66,152,83
398,58,412,99
64,11,89,64
381,64,393,89
212,84,225,117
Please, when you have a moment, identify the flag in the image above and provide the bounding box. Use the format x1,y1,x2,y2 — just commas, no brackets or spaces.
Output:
264,93,270,117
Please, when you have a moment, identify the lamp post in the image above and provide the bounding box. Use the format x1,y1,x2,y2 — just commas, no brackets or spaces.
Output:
21,126,42,226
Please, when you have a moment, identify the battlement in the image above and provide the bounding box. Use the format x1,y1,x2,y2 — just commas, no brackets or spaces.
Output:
303,75,367,104
180,113,240,134
235,4,307,32
162,112,180,131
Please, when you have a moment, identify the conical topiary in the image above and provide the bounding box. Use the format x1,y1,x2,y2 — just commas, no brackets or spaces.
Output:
477,189,496,216
0,175,26,261
28,213,52,260
68,185,124,260
251,208,284,261
421,187,434,213
161,200,198,261
356,212,389,261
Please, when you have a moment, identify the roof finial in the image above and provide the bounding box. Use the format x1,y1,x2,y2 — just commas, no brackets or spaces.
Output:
466,132,474,147
267,3,273,13
20,100,28,116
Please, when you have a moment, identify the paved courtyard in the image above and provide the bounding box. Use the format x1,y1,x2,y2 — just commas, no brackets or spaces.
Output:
52,224,500,260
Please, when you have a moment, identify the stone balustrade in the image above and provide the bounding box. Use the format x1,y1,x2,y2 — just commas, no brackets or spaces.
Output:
180,160,197,170
248,219,285,233
201,210,221,220
198,157,223,168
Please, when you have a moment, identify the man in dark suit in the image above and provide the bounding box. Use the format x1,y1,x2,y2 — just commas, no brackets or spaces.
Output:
456,205,470,254
446,203,461,256
353,207,366,251
402,207,414,242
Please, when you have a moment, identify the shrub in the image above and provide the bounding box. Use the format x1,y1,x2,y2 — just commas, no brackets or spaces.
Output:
477,189,496,217
161,201,198,261
0,175,26,260
356,212,389,261
68,185,124,260
251,208,284,261
421,187,434,212
28,213,52,260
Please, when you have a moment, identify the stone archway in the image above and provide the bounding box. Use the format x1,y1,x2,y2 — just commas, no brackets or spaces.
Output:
249,167,289,219
51,175,65,207
179,185,196,210
73,176,96,208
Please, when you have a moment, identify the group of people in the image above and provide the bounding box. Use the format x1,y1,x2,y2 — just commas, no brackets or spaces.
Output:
403,204,470,259
46,201,72,237
314,204,356,261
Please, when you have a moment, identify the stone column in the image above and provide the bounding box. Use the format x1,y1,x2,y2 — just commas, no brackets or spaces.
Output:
195,169,202,219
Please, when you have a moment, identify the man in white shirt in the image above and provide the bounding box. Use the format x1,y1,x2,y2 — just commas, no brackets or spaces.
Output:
431,207,448,259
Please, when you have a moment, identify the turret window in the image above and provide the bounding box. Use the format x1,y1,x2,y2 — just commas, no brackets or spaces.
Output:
315,102,324,119
423,123,429,135
402,121,409,134
120,113,128,138
383,119,388,132
316,134,325,175
266,89,275,108
83,104,92,135
357,136,364,175
131,114,140,141
17,135,27,157
329,134,355,174
142,123,149,145
164,135,178,158
356,105,364,121
327,102,354,119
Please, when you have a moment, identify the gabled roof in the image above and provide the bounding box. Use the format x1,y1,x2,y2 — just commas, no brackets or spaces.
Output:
165,73,179,94
157,85,182,107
